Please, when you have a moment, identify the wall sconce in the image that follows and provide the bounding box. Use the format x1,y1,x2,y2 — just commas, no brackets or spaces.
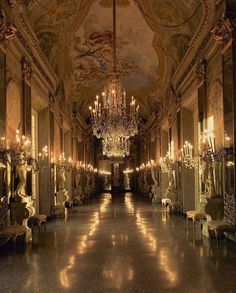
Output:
181,141,198,169
38,145,48,171
159,152,175,173
123,168,133,174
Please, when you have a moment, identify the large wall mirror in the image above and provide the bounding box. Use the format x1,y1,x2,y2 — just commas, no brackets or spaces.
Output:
198,77,207,195
223,47,234,196
6,81,22,198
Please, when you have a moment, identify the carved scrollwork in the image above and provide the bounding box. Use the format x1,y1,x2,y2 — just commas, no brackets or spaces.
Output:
54,82,64,103
21,57,32,85
196,58,207,86
49,92,55,111
167,84,175,101
211,16,236,48
0,9,17,46
6,0,18,7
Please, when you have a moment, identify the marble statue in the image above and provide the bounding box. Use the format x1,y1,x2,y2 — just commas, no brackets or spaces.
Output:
167,168,176,189
56,167,69,206
206,163,217,198
85,173,92,195
74,171,82,202
124,173,130,190
75,171,81,189
113,167,120,187
151,166,161,203
15,152,28,201
163,165,177,203
16,161,27,199
201,160,216,198
58,168,66,191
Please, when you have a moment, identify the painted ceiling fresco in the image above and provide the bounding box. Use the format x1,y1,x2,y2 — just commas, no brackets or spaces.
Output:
25,0,202,119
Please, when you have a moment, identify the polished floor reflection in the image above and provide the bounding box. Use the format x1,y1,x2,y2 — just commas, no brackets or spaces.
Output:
1,193,236,292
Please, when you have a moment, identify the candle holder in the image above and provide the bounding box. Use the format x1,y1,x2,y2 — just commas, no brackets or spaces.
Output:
199,129,216,162
38,145,49,171
66,156,75,172
159,152,175,173
123,168,133,174
181,141,198,169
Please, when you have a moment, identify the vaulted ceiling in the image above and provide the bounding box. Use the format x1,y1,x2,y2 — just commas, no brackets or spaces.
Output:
24,0,204,120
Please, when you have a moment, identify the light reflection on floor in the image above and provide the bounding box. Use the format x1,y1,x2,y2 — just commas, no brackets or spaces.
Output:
1,193,236,292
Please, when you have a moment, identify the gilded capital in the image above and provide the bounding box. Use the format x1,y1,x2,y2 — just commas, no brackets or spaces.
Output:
0,9,17,46
211,16,236,47
21,57,32,85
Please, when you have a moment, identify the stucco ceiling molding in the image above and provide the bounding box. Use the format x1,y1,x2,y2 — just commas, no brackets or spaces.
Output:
172,0,215,89
4,0,59,92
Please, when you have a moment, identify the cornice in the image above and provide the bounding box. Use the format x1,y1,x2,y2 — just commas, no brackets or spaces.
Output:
211,10,236,49
3,2,59,92
171,0,214,89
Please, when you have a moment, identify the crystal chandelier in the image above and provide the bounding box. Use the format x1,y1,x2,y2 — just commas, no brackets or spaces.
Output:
102,136,130,158
89,0,139,158
90,77,139,139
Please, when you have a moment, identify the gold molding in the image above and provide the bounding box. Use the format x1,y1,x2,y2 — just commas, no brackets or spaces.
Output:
21,56,32,85
211,15,236,50
0,8,16,47
195,58,207,87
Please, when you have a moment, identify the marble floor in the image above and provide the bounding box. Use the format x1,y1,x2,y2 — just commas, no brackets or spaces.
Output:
0,193,236,293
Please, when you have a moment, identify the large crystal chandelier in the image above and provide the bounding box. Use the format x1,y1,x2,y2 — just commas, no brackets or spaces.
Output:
90,77,139,139
89,0,139,158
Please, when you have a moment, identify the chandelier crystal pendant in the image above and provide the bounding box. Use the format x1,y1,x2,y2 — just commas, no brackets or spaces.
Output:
89,0,139,158
102,136,131,158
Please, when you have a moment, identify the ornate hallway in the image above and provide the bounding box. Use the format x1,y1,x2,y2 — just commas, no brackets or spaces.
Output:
0,194,236,293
